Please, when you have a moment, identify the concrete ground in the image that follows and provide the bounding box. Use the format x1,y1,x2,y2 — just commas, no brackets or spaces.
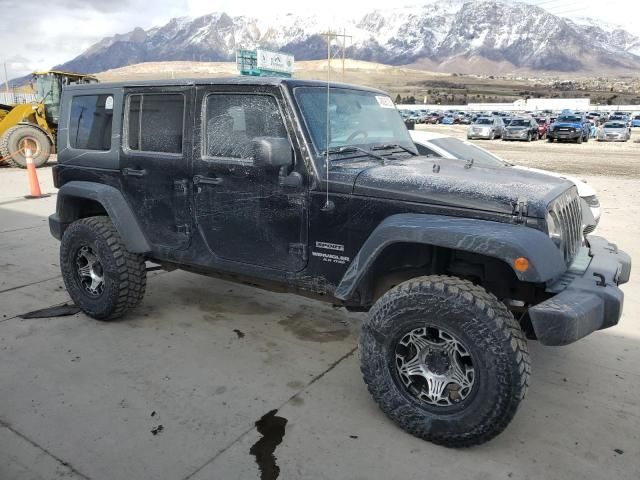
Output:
1,132,640,480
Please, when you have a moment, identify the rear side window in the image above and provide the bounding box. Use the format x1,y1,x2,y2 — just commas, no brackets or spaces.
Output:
69,95,113,151
204,94,287,160
126,93,184,154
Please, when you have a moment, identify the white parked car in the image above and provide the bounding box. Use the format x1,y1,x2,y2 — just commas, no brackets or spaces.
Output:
410,130,601,233
597,121,631,142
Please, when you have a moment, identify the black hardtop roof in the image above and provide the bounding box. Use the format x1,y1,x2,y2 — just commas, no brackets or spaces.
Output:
64,76,388,95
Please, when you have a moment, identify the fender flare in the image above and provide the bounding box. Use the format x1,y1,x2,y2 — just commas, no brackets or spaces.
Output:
52,181,151,253
334,213,565,301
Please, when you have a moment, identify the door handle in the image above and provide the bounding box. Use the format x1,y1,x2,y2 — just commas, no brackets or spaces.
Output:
193,175,223,185
123,168,146,177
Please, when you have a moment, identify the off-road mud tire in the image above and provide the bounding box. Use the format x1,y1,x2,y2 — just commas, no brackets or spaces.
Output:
60,216,146,320
0,125,51,168
359,275,530,448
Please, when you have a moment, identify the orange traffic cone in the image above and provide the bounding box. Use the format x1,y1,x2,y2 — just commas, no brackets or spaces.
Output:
24,145,43,199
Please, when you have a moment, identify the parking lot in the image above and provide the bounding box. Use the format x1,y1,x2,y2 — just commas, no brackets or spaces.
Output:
1,129,639,480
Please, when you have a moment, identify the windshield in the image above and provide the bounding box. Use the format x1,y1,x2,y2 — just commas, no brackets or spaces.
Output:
294,87,414,155
474,118,492,125
35,73,61,107
535,118,546,124
557,115,581,123
35,73,62,124
509,119,529,127
429,138,506,168
605,122,626,129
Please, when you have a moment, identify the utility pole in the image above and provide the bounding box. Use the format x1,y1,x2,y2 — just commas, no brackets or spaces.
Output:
3,62,10,96
341,28,352,79
321,30,352,81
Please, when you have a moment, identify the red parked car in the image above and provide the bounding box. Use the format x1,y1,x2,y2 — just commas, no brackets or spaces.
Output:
535,117,549,139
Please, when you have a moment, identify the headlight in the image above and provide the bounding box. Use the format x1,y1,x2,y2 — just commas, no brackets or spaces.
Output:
545,210,562,247
583,195,600,208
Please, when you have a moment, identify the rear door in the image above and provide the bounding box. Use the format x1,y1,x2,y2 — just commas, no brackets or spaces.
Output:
119,86,194,250
192,85,307,272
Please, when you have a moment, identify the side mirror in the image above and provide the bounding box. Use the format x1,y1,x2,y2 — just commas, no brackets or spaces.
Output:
252,137,293,169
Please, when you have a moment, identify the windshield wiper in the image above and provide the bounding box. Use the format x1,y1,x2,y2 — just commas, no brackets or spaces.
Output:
321,145,387,162
372,143,417,156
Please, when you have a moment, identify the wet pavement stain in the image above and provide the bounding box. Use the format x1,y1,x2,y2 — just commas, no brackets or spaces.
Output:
174,287,279,316
278,308,350,343
289,395,304,406
250,409,288,480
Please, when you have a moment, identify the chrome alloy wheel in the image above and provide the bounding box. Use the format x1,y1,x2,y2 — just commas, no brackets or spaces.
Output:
395,326,475,407
75,245,104,296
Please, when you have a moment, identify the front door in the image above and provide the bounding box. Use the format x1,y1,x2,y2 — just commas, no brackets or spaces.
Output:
192,86,307,272
119,87,193,250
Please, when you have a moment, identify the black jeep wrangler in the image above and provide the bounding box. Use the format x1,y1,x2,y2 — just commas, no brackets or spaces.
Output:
49,77,631,447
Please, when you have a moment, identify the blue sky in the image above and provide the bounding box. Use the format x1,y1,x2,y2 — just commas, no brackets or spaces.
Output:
1,0,638,78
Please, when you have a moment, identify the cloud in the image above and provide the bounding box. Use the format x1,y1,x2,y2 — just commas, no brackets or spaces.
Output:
0,0,189,78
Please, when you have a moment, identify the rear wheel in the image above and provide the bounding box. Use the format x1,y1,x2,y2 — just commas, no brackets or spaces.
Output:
60,216,147,320
0,125,51,168
360,275,530,447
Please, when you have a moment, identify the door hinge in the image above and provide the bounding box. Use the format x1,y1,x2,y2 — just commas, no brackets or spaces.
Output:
289,243,308,260
177,224,191,236
174,179,189,195
513,200,528,224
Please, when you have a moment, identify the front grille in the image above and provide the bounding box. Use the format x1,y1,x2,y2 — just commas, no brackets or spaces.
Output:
549,188,583,265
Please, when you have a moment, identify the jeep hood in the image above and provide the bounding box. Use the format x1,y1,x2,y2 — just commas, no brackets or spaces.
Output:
348,157,572,218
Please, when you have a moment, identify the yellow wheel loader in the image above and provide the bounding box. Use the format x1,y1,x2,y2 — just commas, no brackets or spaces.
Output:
0,71,98,168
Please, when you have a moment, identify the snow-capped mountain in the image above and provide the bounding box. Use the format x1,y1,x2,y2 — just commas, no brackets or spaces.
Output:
54,0,640,74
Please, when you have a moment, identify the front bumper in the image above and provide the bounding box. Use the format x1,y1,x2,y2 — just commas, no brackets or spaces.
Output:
468,130,492,139
528,236,631,346
503,130,529,140
597,135,627,142
548,129,580,140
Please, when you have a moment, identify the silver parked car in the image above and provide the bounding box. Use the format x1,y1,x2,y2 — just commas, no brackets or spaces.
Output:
502,117,539,142
467,116,504,139
597,121,631,142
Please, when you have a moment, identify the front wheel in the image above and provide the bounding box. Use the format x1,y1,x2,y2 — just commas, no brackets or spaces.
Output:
60,216,147,320
360,275,530,447
0,125,51,168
